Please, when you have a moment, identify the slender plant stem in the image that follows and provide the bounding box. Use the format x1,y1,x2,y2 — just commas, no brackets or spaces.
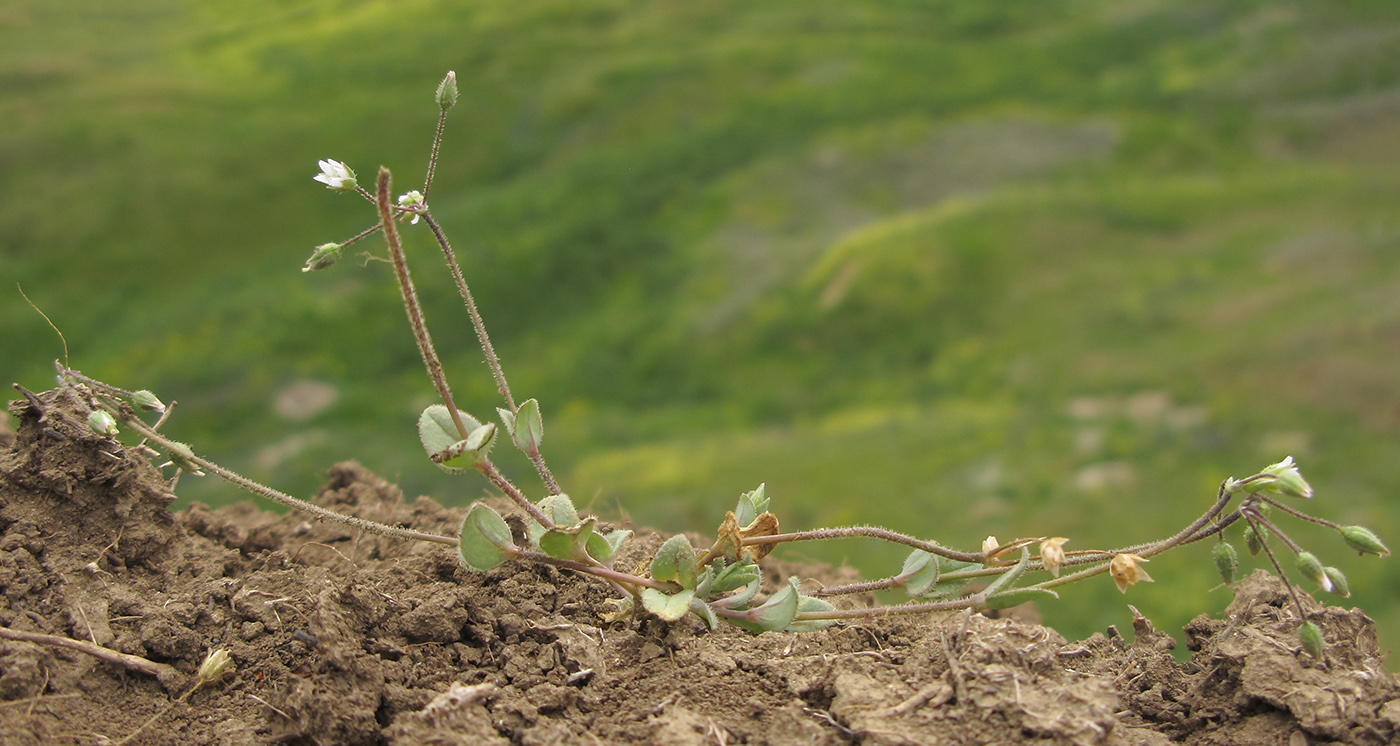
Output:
423,110,447,200
422,212,563,495
1257,495,1341,531
812,577,906,597
784,596,978,622
741,526,982,563
514,551,671,591
1244,508,1302,553
61,367,138,399
375,168,469,441
341,223,382,247
479,458,554,529
116,410,458,546
1247,515,1311,621
420,213,515,411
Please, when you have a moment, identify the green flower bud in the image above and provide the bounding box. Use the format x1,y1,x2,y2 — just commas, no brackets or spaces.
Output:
1244,525,1267,556
1298,620,1325,658
1323,567,1349,598
1295,551,1330,592
303,242,344,272
436,70,458,111
1339,526,1390,557
1256,456,1314,499
131,389,165,413
87,410,118,437
1212,541,1239,586
166,441,205,476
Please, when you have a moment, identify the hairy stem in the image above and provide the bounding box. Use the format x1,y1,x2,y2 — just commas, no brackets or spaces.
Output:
479,458,554,529
1243,507,1302,553
1248,514,1311,621
1257,495,1341,531
741,526,982,563
376,168,468,441
515,550,671,591
117,410,458,546
423,110,447,200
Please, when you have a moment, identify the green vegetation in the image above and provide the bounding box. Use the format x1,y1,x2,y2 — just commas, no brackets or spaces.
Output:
5,0,1399,652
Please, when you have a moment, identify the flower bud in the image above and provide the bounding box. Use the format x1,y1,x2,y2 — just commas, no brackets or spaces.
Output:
303,242,344,272
1323,567,1349,598
1257,456,1314,499
87,410,118,437
166,442,205,476
1294,551,1330,592
1298,620,1325,658
1212,541,1239,586
131,389,166,413
1244,525,1267,556
436,70,458,111
1109,553,1153,593
1039,537,1068,578
1339,525,1390,557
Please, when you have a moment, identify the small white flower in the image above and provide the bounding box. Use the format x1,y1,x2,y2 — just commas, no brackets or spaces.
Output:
397,190,424,224
314,159,357,191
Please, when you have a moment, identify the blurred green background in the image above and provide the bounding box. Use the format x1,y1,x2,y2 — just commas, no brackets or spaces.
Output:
4,0,1398,657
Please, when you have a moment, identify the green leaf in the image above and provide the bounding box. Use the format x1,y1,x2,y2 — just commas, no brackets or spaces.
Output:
538,518,597,563
981,547,1030,598
458,503,516,572
747,578,800,632
585,529,632,566
689,596,719,630
528,494,581,546
711,559,760,595
418,405,493,473
735,483,769,528
496,407,516,438
650,535,698,590
898,550,940,598
713,578,761,610
641,588,695,622
919,557,978,599
983,587,1059,610
787,595,838,632
512,398,543,453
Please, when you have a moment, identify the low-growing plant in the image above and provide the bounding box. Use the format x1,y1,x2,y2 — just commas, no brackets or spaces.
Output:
46,72,1389,652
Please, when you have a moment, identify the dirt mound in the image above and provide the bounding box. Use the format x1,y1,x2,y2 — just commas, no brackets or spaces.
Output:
2,387,1398,745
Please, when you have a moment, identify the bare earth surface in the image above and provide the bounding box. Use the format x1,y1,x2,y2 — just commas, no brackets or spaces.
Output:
2,387,1399,745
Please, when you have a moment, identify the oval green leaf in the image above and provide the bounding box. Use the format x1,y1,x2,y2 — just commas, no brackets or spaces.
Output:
458,503,516,572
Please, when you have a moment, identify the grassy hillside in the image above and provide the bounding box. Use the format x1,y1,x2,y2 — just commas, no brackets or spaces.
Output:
4,0,1399,653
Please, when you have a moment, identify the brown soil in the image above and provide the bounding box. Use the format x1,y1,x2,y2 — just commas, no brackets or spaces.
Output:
2,386,1398,746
